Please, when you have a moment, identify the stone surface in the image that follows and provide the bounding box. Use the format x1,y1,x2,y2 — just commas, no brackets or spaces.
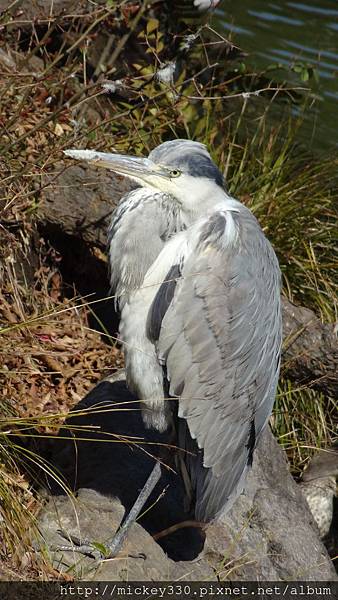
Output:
38,489,185,581
214,430,336,580
36,378,337,581
40,164,134,249
281,297,337,399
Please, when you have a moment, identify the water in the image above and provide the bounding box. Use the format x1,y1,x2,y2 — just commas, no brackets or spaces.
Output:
214,0,338,152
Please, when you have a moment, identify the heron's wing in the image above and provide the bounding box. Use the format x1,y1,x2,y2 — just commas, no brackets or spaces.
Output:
150,209,282,521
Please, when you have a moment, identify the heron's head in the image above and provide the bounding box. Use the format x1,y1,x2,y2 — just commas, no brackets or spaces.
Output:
64,140,226,216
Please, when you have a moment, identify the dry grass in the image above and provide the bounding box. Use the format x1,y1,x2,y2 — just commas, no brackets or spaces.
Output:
272,382,337,475
0,232,122,576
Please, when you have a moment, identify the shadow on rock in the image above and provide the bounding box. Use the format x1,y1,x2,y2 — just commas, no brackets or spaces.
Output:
40,377,205,562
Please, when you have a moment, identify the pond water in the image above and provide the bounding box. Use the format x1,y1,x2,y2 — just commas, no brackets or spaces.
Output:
214,0,338,152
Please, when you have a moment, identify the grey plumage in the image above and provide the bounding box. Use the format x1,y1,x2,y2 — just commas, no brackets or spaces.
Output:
149,140,224,187
143,205,281,519
64,139,282,522
107,189,182,309
147,263,182,343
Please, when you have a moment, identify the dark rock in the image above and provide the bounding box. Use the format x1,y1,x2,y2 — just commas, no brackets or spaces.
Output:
37,489,181,581
36,376,337,580
214,430,336,580
281,296,338,399
38,374,205,564
40,164,133,249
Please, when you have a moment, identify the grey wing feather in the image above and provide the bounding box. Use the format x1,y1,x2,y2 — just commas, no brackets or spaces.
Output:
108,190,180,308
155,209,282,521
147,264,181,343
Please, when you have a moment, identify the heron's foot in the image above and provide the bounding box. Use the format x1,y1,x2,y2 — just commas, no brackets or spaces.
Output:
53,531,108,560
53,461,162,561
53,532,146,560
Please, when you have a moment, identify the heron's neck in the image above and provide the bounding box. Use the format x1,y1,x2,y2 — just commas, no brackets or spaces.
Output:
181,188,242,225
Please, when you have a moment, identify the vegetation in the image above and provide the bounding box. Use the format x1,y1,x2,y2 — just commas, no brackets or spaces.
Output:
0,1,336,578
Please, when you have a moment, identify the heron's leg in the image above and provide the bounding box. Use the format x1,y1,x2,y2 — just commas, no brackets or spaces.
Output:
105,460,161,557
169,408,193,514
178,453,193,514
54,461,162,560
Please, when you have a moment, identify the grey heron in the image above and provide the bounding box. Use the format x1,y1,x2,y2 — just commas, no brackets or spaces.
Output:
64,139,282,557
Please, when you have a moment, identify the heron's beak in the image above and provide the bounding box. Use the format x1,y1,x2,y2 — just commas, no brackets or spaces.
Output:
64,149,170,186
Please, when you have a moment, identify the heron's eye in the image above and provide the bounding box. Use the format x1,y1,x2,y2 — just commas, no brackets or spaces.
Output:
170,169,181,178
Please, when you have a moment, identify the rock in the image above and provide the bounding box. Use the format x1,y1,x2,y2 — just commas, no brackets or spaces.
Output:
37,489,179,581
213,430,336,580
281,296,338,399
35,377,337,581
39,164,134,249
299,447,338,539
0,48,16,69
